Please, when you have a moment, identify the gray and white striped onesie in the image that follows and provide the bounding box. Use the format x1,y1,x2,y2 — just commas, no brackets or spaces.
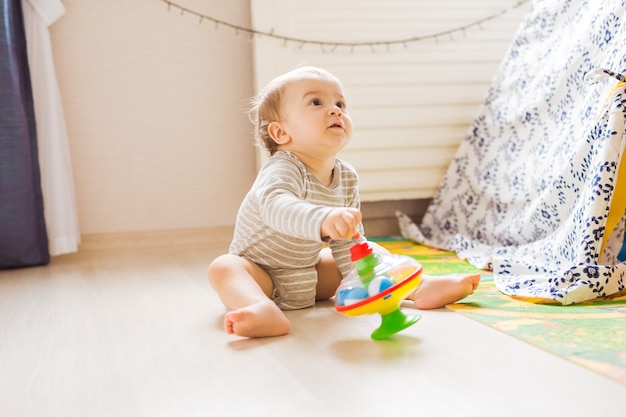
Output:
229,151,363,310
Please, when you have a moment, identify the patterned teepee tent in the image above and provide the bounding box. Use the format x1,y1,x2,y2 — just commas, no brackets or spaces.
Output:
399,0,626,304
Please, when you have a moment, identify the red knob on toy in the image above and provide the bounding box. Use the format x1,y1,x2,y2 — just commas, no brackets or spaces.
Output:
350,242,373,261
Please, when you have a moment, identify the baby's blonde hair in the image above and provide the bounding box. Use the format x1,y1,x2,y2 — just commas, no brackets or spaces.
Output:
249,66,341,155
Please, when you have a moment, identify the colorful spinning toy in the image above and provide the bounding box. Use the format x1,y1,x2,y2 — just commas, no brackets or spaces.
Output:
335,238,423,340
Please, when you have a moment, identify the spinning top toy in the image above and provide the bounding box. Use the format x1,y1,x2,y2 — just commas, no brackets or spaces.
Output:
335,238,423,340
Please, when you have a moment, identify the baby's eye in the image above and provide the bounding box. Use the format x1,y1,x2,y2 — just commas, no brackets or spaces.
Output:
311,98,322,106
336,101,346,109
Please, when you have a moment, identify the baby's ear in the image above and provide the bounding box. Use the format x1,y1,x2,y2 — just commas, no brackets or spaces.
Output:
268,121,290,145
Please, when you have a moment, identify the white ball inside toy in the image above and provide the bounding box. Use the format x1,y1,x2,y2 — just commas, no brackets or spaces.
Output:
368,276,394,297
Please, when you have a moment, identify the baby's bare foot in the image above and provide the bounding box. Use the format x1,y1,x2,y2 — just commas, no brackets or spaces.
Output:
224,300,291,338
410,273,481,310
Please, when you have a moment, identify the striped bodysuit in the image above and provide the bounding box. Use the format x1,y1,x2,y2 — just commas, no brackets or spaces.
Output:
229,151,363,310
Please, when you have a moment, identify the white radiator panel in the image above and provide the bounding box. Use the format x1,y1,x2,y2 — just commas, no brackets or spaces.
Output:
251,0,527,201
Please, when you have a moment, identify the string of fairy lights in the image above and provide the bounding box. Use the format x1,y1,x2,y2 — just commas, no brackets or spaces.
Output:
157,0,532,53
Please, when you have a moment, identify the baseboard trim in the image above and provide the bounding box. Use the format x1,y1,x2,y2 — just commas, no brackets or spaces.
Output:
75,199,429,252
78,226,234,252
361,198,430,237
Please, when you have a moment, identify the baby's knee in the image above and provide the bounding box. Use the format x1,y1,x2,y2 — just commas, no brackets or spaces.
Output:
208,254,237,286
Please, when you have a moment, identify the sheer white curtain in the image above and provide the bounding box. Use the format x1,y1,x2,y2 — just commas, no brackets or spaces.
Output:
22,0,80,256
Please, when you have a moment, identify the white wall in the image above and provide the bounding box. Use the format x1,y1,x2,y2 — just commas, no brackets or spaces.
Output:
48,0,527,237
50,0,256,235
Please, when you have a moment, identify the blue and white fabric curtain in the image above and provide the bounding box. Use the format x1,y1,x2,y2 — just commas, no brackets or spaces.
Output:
22,0,80,257
399,0,626,304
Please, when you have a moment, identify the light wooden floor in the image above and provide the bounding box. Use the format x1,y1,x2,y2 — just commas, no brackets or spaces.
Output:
1,231,625,417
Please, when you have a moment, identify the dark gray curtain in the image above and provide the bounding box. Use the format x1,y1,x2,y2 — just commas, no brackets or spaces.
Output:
0,0,49,268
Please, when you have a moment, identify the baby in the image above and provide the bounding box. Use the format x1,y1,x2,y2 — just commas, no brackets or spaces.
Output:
208,66,480,338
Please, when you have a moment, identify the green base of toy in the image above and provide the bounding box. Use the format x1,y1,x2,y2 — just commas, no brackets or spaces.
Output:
370,308,421,340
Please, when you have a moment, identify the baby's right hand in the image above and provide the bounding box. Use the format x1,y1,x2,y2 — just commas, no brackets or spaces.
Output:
321,208,362,240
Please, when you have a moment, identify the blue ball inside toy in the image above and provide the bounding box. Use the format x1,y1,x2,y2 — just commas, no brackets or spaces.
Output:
336,287,369,306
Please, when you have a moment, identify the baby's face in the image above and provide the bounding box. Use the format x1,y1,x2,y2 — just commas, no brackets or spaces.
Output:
277,77,353,158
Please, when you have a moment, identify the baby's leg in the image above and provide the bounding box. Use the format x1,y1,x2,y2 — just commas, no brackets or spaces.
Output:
208,254,290,338
409,273,481,310
315,247,344,300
